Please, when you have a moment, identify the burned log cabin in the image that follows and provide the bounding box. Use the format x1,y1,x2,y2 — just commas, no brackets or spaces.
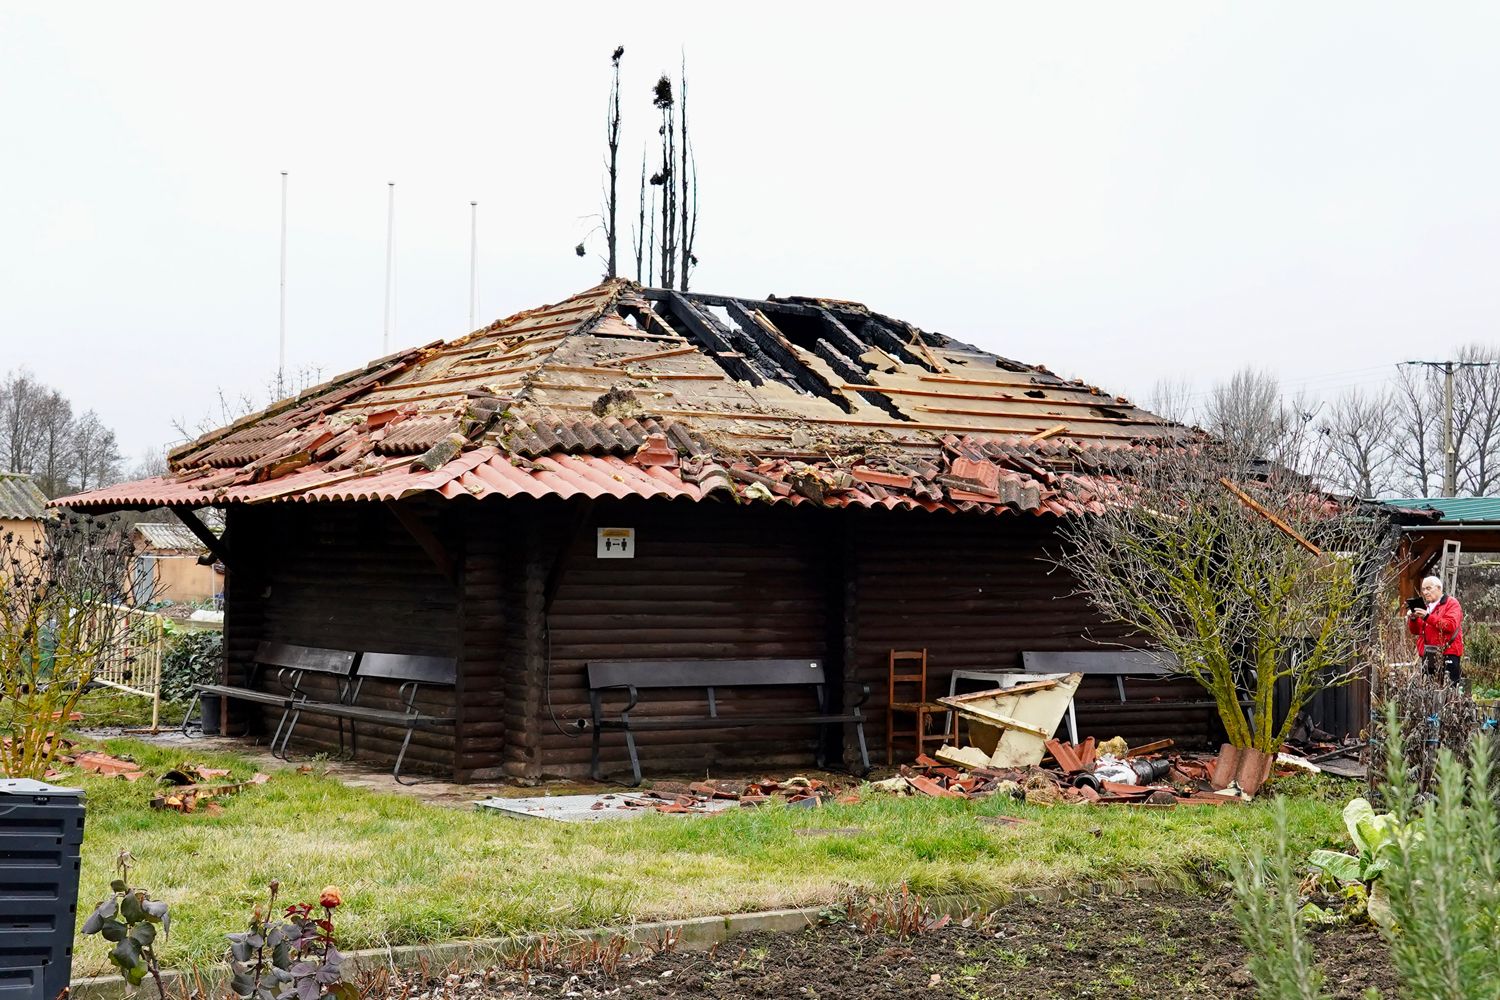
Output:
60,280,1232,782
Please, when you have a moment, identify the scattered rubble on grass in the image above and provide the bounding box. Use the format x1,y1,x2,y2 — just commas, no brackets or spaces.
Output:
150,765,273,813
872,730,1363,808
478,735,1362,823
478,774,865,822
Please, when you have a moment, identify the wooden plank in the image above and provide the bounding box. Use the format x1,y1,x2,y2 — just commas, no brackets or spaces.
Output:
1220,478,1323,557
596,344,699,367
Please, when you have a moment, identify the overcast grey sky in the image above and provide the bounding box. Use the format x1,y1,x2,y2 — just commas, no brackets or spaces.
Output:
4,3,1499,465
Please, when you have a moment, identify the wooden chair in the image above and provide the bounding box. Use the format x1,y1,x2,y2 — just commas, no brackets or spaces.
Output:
886,648,956,765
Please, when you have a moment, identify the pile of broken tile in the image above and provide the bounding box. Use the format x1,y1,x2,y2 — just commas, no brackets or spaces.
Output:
874,738,1311,808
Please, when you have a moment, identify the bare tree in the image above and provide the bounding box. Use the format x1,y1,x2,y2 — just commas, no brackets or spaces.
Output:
1203,368,1282,456
602,46,623,279
1453,343,1500,495
33,390,75,497
1054,444,1392,753
1316,388,1397,498
130,446,168,481
0,369,44,475
1390,364,1440,496
172,365,324,443
633,148,648,283
651,75,677,290
1202,367,1319,474
1147,377,1196,425
72,411,121,491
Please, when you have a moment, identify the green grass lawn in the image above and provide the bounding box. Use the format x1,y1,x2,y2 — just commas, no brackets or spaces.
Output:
63,734,1350,974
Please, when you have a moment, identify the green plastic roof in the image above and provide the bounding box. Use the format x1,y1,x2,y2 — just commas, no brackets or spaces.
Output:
1382,496,1500,524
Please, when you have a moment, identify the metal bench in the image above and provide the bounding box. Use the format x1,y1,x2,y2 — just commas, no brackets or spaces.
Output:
1019,650,1179,702
277,652,457,784
586,658,871,786
181,641,357,754
1019,649,1230,733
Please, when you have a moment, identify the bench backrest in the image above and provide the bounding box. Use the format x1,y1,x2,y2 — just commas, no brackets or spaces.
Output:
588,659,825,690
1020,650,1176,676
254,641,357,677
356,652,457,686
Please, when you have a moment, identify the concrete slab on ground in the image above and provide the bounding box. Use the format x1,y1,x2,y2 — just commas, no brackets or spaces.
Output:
476,792,738,822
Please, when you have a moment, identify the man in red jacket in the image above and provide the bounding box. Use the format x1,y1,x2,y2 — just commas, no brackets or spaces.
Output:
1408,575,1464,684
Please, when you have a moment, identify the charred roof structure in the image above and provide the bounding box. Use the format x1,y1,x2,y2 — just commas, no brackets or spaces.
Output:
58,281,1306,783
66,281,1187,516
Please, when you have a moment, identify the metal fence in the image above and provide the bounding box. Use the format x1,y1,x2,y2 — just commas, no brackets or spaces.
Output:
87,603,168,732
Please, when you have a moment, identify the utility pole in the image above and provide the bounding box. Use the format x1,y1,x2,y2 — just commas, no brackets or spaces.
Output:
278,171,288,397
468,201,479,332
1442,361,1455,497
1406,358,1498,497
383,182,396,353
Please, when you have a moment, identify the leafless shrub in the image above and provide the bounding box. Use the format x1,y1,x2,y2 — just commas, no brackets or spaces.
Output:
1370,659,1481,798
1054,442,1396,753
1,512,145,777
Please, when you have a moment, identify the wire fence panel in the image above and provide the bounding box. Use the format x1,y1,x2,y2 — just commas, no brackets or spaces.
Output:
87,603,167,731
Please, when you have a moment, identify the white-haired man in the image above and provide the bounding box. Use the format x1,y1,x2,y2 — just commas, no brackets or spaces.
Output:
1407,575,1465,685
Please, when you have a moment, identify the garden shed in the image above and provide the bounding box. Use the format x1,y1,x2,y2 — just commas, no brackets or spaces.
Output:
60,280,1242,782
130,520,224,606
0,470,48,551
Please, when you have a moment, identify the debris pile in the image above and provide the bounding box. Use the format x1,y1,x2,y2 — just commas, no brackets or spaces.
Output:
150,765,271,813
607,775,862,815
871,734,1354,808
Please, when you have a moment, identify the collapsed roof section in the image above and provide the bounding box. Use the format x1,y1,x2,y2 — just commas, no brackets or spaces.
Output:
57,280,1196,517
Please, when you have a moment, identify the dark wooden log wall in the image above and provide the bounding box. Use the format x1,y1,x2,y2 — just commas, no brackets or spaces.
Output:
219,494,1237,784
224,501,463,776
849,509,1221,753
530,498,831,781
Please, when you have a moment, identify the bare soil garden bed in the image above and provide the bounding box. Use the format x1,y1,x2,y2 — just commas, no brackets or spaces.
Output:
381,891,1395,1000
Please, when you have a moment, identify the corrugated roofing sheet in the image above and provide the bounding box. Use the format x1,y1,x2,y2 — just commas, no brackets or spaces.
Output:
1381,496,1500,524
0,472,48,520
132,522,208,551
55,280,1196,517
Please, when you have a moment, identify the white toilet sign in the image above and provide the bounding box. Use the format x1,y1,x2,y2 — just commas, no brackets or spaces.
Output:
596,527,635,558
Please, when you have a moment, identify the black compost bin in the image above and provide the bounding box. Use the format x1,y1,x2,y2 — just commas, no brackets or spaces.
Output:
0,779,85,1000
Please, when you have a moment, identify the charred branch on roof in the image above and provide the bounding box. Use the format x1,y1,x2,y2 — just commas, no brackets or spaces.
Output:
651,75,676,291
633,149,647,284
678,57,699,291
603,46,623,279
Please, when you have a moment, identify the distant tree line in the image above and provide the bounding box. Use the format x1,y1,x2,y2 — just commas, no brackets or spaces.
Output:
1149,344,1500,499
1,368,121,498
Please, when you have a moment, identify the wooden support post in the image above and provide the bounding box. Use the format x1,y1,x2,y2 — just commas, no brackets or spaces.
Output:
384,501,458,585
170,506,234,569
822,511,856,767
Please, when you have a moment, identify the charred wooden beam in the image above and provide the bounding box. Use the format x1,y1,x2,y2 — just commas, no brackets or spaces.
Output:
384,501,458,585
858,315,945,372
666,289,824,319
661,292,763,385
852,316,932,369
723,302,849,408
811,307,873,364
170,506,234,570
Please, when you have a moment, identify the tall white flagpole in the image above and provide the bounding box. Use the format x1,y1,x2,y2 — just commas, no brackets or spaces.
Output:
383,181,396,352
